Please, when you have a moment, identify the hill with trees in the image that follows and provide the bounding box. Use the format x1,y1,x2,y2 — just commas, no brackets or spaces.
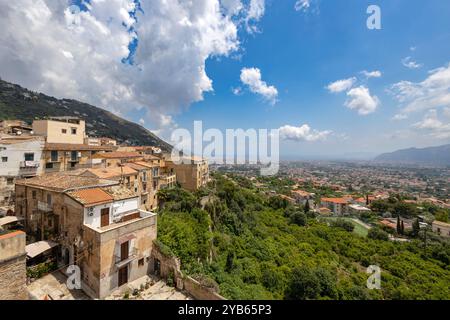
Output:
375,144,450,166
156,173,450,300
0,79,172,150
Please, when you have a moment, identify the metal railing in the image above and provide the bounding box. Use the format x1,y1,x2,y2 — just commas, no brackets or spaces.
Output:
115,247,137,264
19,161,40,168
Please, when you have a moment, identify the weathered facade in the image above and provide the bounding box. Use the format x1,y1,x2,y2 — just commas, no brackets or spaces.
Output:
165,156,210,191
15,173,157,299
0,230,28,300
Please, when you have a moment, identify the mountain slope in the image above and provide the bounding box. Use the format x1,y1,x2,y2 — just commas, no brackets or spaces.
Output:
375,144,450,166
0,79,172,151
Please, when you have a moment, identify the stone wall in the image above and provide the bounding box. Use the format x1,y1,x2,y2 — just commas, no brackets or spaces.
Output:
150,241,226,301
0,231,28,300
183,276,226,301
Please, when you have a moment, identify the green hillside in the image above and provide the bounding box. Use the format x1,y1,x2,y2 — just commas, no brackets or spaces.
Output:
0,79,172,150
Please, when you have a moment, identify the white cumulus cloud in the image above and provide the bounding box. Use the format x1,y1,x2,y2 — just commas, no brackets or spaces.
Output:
326,77,357,93
391,62,450,114
240,67,278,104
0,0,266,137
401,56,423,69
344,86,380,115
279,124,332,142
361,70,382,78
413,109,450,139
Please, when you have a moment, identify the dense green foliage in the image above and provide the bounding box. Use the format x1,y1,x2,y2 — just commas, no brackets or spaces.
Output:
157,174,450,300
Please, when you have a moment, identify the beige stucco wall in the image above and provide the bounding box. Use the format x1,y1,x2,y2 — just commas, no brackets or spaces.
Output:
166,160,209,191
81,215,157,299
33,120,86,144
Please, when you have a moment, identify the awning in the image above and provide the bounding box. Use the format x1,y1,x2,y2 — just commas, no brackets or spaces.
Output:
0,216,24,227
26,241,58,259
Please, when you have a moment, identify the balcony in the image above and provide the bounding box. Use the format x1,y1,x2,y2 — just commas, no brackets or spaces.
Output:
95,210,156,233
20,161,40,168
115,247,137,268
37,201,53,213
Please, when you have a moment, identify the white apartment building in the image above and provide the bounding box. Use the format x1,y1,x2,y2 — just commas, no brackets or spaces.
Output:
0,137,45,205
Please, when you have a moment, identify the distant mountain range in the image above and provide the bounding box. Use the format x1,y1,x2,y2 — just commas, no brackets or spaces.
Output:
0,79,172,151
375,144,450,166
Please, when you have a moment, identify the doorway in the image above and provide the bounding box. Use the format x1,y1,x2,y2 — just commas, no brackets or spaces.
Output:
100,208,110,227
118,266,128,287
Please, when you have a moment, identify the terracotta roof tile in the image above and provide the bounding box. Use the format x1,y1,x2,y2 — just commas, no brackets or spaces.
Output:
83,167,138,179
321,197,348,205
67,188,113,206
103,185,138,201
16,172,117,192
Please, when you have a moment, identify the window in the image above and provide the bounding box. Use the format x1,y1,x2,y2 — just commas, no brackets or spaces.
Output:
51,150,58,162
24,153,34,161
61,129,67,134
1,157,7,162
6,178,14,185
46,163,54,169
47,194,52,206
70,162,76,168
71,151,78,161
71,127,77,135
32,191,37,200
138,258,144,267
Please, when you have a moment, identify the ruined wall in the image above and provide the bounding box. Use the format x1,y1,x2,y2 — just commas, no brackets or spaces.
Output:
0,231,28,300
183,276,226,301
150,241,226,301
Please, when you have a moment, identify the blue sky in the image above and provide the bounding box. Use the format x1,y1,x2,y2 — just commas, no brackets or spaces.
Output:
1,0,449,159
165,0,450,158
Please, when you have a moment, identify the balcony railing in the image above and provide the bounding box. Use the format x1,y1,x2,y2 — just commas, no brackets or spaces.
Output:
20,161,40,168
115,247,137,265
37,201,53,213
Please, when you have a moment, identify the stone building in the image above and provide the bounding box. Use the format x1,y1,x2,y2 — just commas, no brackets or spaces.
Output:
15,172,157,299
41,143,115,173
92,151,144,168
165,156,210,191
0,230,28,300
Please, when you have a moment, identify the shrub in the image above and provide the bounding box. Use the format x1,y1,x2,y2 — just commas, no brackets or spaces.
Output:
290,212,307,226
368,228,389,241
331,219,354,232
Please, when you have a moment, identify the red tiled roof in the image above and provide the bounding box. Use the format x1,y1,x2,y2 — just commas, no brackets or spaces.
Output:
16,173,117,192
67,188,113,206
322,197,348,205
83,167,138,179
